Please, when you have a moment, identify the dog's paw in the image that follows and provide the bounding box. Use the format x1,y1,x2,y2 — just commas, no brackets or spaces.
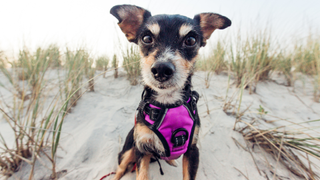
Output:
165,160,179,167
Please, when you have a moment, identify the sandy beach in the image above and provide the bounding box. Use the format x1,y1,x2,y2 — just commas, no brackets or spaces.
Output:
1,68,319,180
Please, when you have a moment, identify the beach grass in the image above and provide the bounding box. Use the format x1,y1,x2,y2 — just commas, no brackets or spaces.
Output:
0,46,94,178
122,45,141,85
0,46,64,178
112,54,119,79
95,55,110,78
239,119,320,179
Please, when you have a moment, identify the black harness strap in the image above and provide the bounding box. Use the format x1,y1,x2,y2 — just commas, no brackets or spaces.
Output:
138,89,199,122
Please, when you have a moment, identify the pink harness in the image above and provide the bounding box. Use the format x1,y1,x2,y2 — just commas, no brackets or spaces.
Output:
137,91,199,160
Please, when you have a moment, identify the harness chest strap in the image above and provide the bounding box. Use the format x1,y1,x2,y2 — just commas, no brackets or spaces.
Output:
136,90,199,160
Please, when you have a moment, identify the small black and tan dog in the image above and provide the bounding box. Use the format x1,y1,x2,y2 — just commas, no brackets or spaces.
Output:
110,4,231,180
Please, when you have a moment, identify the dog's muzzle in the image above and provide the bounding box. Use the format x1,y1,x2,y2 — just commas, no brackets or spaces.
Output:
151,62,175,82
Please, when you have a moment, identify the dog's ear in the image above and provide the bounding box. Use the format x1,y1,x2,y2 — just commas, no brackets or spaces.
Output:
194,13,231,46
110,5,151,43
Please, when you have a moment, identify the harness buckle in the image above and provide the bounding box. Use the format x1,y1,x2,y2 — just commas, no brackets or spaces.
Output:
171,128,189,147
149,108,161,121
192,91,199,103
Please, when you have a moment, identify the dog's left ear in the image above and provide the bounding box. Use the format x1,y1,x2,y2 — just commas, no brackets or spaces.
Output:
194,13,231,46
110,5,151,43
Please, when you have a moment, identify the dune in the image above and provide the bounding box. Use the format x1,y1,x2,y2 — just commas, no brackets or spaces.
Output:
1,69,319,180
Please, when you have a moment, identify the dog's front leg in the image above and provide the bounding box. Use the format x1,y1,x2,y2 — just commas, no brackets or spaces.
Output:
112,128,135,180
135,148,152,180
182,144,199,180
112,148,134,180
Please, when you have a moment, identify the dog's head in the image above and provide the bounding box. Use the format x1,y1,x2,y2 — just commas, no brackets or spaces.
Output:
110,5,231,92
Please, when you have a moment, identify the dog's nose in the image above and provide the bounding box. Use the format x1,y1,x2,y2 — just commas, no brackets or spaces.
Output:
151,62,175,82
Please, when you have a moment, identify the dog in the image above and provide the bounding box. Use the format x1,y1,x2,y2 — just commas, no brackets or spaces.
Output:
110,4,231,180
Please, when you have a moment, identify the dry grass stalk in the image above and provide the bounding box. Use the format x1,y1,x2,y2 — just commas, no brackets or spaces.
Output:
87,58,95,92
64,48,89,109
112,54,119,79
123,45,141,85
276,35,320,101
95,55,109,78
230,29,276,94
240,120,320,179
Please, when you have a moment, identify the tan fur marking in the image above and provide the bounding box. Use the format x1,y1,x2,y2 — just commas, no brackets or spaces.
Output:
141,50,157,66
199,13,217,41
117,7,145,41
166,159,178,167
182,60,192,70
187,55,198,69
179,24,193,37
147,23,160,36
134,123,154,140
135,165,139,177
183,155,190,180
192,126,199,145
134,122,165,155
137,154,152,180
175,51,197,71
199,13,227,42
112,149,134,180
117,6,144,21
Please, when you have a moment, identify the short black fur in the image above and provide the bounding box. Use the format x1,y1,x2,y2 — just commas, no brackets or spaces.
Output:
185,144,199,180
138,15,202,61
118,128,135,164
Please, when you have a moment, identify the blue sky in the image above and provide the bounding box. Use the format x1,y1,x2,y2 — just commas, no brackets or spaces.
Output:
1,0,319,57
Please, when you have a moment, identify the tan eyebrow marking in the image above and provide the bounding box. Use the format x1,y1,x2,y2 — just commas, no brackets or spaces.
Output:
179,24,193,37
147,23,160,36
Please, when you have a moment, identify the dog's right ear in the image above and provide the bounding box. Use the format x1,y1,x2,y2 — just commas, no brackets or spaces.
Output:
110,5,151,43
194,13,231,46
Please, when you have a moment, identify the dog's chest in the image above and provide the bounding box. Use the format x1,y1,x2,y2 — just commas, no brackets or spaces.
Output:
155,90,183,105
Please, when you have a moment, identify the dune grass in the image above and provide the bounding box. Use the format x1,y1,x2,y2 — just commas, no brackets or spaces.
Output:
196,29,277,92
212,31,320,178
63,48,88,110
95,55,110,78
196,31,319,101
276,35,320,101
0,45,147,178
227,30,276,93
0,46,95,178
112,54,119,79
239,119,320,179
122,45,141,85
275,52,294,86
0,46,65,179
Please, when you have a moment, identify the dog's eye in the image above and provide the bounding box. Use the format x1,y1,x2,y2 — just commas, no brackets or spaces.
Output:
184,36,196,46
142,35,153,44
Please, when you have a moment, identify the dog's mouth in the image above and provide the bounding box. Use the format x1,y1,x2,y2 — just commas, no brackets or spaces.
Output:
158,84,174,89
158,85,166,89
145,72,186,92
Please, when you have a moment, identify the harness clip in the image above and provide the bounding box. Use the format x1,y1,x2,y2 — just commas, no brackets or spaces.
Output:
171,128,189,147
149,108,160,121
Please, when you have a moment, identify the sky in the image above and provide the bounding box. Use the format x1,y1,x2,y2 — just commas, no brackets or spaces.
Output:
0,0,319,58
